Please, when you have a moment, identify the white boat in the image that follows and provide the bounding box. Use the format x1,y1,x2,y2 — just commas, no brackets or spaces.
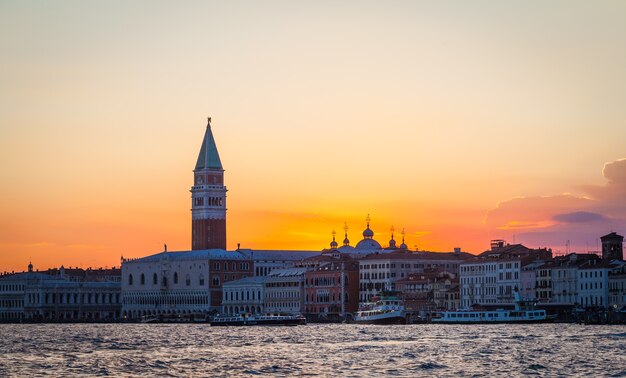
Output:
210,313,307,326
354,293,406,325
432,289,550,324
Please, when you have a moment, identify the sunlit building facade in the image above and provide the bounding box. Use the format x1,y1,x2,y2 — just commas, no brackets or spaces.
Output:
121,249,253,319
0,263,121,322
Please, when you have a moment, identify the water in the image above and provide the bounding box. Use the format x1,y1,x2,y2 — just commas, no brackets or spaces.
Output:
0,324,624,377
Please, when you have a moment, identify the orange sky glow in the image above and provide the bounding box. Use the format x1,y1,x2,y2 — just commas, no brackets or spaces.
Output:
1,1,625,272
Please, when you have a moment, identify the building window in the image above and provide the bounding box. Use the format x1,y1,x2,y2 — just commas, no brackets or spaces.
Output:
186,275,191,286
212,277,220,286
128,274,133,285
199,275,205,286
140,274,145,285
174,272,178,284
153,273,158,285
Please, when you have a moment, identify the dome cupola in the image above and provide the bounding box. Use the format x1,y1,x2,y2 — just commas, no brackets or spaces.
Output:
355,214,382,250
389,226,396,248
399,228,408,249
330,229,338,249
362,214,374,239
342,222,350,246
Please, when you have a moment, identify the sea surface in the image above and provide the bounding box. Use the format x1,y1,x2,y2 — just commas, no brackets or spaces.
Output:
0,323,624,377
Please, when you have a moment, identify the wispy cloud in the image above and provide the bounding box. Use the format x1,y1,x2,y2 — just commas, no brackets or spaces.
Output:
485,158,626,250
552,211,607,223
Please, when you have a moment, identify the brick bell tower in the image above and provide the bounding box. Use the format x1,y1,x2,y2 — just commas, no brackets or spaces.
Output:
191,117,227,250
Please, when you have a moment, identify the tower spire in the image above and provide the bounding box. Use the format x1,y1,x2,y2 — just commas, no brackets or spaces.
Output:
195,116,223,170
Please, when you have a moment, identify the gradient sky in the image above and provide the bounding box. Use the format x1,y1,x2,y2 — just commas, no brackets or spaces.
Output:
1,1,625,272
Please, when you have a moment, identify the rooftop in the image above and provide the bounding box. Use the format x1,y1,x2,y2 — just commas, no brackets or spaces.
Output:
238,249,320,261
222,276,267,286
124,249,250,264
267,267,309,277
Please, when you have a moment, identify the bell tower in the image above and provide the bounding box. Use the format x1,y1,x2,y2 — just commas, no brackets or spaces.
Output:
191,117,227,250
601,232,624,260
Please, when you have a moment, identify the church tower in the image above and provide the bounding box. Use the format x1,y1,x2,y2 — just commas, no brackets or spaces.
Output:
601,232,624,260
191,117,227,250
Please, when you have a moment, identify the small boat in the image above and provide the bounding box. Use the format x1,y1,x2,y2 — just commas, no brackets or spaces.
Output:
354,292,406,325
432,289,550,324
139,313,207,323
210,313,307,326
140,315,160,323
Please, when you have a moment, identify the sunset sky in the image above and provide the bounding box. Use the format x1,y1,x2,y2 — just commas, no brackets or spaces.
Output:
1,1,625,272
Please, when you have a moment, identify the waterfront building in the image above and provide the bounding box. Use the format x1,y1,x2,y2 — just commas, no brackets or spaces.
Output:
459,260,498,308
609,264,626,308
121,249,253,319
578,260,625,308
535,263,553,303
359,248,470,302
444,284,460,310
303,253,359,320
549,253,601,306
460,258,523,308
264,268,308,314
520,260,544,300
26,280,121,321
431,272,458,310
459,241,552,309
240,249,319,276
601,232,624,261
222,276,266,315
395,270,458,313
0,267,31,321
0,263,121,322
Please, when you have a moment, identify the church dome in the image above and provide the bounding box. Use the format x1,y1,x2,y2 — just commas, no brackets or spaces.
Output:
355,238,382,250
389,238,397,248
338,245,355,253
400,242,408,249
363,227,374,238
343,236,350,245
330,230,338,249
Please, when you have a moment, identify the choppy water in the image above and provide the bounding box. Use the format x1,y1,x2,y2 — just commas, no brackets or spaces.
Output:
0,323,625,377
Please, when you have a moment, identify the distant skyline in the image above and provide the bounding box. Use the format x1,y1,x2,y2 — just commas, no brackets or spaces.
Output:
1,1,625,271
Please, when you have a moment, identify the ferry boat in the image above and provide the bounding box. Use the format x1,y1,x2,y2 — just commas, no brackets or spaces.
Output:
432,290,550,324
210,313,307,326
354,292,406,325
